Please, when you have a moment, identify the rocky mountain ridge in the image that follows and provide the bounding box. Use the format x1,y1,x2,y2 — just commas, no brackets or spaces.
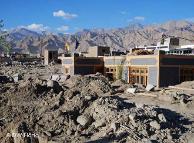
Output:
4,20,194,54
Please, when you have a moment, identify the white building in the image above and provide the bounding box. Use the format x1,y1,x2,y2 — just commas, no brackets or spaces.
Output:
136,37,180,52
156,37,179,51
180,44,194,49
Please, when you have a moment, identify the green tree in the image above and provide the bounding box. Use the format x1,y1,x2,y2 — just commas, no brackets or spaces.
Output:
116,65,123,80
0,20,11,54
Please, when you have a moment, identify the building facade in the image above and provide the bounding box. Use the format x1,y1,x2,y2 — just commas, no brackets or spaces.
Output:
60,51,194,88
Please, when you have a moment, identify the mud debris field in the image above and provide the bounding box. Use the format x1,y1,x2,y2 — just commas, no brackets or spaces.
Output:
0,64,194,143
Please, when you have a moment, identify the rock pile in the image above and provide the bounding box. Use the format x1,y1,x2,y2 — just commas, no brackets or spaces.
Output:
0,76,192,143
175,81,194,89
158,90,191,105
64,75,113,95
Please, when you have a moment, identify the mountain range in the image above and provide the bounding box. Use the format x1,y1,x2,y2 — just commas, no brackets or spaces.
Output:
3,20,194,54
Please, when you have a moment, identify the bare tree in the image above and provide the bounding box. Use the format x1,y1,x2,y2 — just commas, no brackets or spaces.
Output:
0,20,11,54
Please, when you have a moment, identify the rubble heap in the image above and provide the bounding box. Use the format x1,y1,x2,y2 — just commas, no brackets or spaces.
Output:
0,75,192,143
64,74,113,95
175,81,194,89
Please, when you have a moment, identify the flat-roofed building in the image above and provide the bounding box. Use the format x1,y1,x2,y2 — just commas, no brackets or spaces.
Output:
104,52,194,87
86,46,110,57
60,49,194,87
137,37,180,52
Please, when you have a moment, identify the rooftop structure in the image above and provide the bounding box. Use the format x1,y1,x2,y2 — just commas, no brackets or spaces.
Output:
137,37,180,52
136,36,194,56
85,46,110,57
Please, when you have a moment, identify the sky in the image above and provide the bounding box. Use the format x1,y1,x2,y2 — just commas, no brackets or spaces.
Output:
0,0,194,33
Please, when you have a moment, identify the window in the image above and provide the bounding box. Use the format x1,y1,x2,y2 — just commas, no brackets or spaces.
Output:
105,67,117,80
129,67,148,86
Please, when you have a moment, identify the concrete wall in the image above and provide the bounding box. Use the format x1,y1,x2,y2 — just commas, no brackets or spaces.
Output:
122,65,128,82
44,50,49,65
104,59,125,65
74,66,94,75
161,58,194,65
61,57,104,75
87,47,98,57
130,58,157,65
60,57,74,75
74,57,104,75
69,66,75,75
75,58,103,65
61,65,74,75
63,59,73,65
148,67,158,86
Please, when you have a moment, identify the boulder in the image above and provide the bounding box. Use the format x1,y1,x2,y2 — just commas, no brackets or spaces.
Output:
93,118,106,128
50,74,60,81
47,80,62,93
110,122,120,132
134,83,145,89
149,121,160,130
158,113,167,122
12,73,22,82
85,95,92,100
47,80,57,88
126,88,137,94
76,114,92,127
128,113,136,122
59,75,70,82
146,84,155,91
